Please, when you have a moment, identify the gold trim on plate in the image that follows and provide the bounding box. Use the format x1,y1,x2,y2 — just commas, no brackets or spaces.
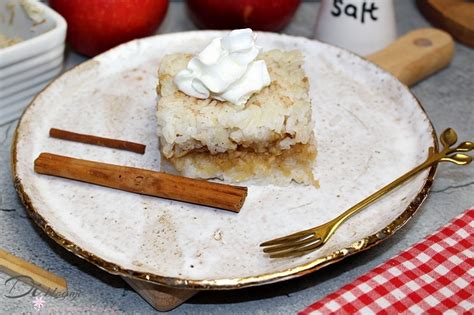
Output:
10,31,439,290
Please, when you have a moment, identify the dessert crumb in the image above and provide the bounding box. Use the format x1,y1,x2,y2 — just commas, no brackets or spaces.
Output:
213,229,223,241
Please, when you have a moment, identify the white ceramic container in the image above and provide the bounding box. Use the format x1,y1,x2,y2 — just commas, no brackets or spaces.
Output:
315,0,397,56
0,0,66,125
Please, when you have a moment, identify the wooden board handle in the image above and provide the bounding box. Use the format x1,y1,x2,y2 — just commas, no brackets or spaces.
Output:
0,248,67,294
367,28,454,86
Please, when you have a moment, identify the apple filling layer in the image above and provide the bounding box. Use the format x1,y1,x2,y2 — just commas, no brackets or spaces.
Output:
170,143,318,186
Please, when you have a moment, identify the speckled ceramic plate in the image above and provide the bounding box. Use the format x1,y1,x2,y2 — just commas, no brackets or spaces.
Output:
12,31,437,290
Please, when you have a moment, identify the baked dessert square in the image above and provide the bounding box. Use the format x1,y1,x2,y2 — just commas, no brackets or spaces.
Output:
156,49,317,185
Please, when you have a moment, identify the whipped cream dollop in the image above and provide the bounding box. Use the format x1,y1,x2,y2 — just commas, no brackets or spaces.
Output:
174,28,271,107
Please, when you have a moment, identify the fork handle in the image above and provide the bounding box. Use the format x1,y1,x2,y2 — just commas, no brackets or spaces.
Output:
331,148,443,231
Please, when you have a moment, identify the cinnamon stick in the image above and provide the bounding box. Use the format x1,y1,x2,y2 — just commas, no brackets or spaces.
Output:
34,153,247,212
49,128,146,154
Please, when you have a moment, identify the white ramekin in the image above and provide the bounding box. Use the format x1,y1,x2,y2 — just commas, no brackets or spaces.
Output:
0,0,67,125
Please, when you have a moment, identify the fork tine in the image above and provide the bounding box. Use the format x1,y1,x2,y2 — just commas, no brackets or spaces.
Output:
260,233,313,248
262,235,319,253
260,229,313,247
269,239,323,258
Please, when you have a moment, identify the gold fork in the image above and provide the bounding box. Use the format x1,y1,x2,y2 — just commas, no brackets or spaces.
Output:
260,128,473,258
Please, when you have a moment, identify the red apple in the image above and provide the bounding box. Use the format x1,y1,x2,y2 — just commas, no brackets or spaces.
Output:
50,0,169,57
186,0,301,32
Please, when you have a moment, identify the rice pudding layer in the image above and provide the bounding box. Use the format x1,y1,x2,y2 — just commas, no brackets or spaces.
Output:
156,50,317,185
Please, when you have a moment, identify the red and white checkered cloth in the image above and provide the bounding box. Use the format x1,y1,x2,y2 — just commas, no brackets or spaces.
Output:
300,209,474,315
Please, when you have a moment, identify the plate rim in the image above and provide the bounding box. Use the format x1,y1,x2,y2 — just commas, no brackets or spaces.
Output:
11,30,439,290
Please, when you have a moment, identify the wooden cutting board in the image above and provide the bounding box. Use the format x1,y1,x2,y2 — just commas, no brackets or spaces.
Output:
417,0,474,48
122,27,454,312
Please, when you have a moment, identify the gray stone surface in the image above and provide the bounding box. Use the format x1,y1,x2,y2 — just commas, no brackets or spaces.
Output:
0,1,472,314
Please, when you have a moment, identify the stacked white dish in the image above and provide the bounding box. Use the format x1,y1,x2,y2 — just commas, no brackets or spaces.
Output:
0,0,66,125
